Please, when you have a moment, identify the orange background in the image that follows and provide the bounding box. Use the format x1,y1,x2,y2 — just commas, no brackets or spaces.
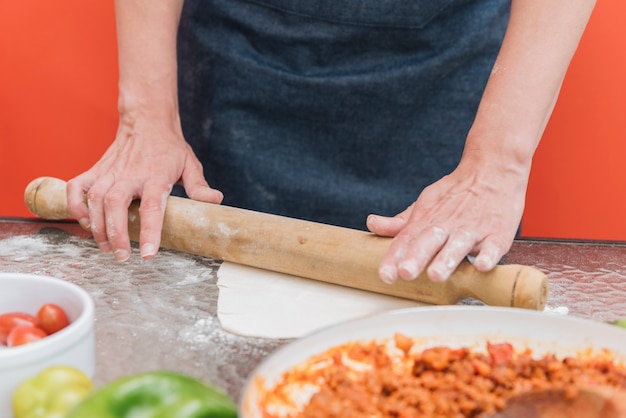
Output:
0,0,118,219
1,1,625,242
520,0,626,241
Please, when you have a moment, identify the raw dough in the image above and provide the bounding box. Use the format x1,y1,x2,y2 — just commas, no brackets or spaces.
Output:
216,262,425,339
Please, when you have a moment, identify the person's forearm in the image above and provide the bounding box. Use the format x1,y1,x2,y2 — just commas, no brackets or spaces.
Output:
464,0,596,170
115,0,184,120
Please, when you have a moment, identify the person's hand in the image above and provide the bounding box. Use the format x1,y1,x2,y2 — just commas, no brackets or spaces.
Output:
66,114,223,262
367,151,528,283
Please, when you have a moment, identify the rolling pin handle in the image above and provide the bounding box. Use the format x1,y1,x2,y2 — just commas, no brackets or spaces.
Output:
24,176,72,220
512,265,549,310
458,262,548,311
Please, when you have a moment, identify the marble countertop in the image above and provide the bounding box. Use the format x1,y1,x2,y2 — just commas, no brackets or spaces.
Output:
1,218,625,401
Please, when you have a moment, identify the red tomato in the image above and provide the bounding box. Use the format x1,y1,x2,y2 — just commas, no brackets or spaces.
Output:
487,342,514,365
7,325,48,347
36,303,70,335
0,312,38,345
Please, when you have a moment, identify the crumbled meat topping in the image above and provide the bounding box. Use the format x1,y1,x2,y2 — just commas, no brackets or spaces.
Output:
258,333,626,418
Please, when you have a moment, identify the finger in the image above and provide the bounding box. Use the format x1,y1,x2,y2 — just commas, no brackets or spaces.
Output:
366,213,407,237
86,175,116,254
101,180,136,262
186,185,224,204
66,175,94,230
377,235,407,285
377,224,445,284
181,164,224,204
426,230,477,282
396,225,448,281
473,238,508,272
136,182,171,259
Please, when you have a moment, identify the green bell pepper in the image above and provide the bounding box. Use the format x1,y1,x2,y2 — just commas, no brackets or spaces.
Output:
610,318,626,329
66,371,237,418
12,365,94,418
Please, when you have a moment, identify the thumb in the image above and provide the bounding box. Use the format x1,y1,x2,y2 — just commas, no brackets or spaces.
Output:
180,169,224,204
367,210,410,237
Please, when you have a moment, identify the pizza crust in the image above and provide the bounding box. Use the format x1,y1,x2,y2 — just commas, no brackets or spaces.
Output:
216,261,425,339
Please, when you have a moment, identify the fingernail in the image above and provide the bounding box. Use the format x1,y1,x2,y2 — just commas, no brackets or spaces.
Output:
398,260,419,280
78,218,91,230
114,249,130,262
427,264,449,283
379,265,398,285
474,255,494,271
140,243,157,259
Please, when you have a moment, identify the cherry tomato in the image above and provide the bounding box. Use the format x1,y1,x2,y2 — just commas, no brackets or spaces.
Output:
7,325,48,347
0,312,38,345
36,303,70,335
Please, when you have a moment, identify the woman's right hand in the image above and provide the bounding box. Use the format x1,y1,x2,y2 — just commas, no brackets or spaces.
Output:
66,111,223,262
67,0,222,262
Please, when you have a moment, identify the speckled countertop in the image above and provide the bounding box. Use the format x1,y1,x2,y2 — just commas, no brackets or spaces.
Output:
1,218,625,401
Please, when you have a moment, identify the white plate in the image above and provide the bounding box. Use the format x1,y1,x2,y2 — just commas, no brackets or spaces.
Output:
240,306,626,417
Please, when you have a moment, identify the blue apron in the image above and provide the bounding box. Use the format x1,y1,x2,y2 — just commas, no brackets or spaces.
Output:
177,0,510,229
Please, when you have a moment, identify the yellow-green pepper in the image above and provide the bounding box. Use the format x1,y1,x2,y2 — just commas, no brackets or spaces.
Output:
66,371,237,418
12,365,94,418
610,318,626,329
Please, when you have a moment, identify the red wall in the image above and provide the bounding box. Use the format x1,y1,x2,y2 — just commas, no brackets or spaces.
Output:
0,1,118,218
520,0,626,241
1,1,624,242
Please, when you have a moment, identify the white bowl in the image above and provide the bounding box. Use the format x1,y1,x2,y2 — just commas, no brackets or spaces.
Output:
240,306,626,418
0,273,95,417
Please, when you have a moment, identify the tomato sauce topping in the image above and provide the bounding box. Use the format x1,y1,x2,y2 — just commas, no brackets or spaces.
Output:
258,333,626,418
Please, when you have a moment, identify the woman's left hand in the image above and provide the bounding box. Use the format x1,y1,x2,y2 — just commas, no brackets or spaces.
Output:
367,152,527,283
368,0,597,284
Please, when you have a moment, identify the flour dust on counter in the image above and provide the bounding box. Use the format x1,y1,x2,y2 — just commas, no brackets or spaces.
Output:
216,262,424,339
0,235,83,260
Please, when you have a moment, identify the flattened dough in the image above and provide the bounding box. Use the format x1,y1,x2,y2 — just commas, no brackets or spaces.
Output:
216,262,425,339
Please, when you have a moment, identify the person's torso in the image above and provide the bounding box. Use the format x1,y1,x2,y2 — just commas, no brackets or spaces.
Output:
177,0,511,229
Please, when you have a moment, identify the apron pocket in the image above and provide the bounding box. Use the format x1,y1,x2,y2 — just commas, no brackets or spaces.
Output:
242,0,460,29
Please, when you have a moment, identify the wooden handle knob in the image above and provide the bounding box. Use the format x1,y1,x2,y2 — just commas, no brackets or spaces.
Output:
25,177,73,220
24,177,548,310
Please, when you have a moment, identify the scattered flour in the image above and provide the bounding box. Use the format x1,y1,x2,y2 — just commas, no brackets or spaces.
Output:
0,235,83,259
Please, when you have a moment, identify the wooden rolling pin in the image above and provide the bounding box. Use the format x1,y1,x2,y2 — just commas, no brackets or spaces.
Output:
24,177,548,310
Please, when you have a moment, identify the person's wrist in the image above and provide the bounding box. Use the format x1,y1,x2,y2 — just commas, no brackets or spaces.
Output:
118,86,178,114
463,124,536,174
117,84,181,132
458,145,532,186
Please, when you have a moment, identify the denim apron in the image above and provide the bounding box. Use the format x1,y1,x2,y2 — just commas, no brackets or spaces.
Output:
177,0,510,229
